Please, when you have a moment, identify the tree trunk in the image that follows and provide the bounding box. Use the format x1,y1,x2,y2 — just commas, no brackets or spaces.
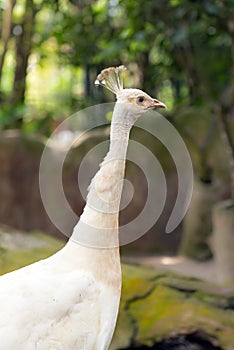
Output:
210,9,234,285
0,0,16,93
138,51,155,96
211,200,234,283
217,107,234,199
11,0,38,124
84,64,91,98
179,180,215,261
174,43,201,104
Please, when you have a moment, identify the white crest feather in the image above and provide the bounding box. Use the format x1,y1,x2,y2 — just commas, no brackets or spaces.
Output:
95,65,127,96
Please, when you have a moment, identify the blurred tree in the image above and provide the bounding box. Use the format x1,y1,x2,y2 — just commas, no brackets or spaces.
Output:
0,0,16,94
0,0,59,128
169,0,234,267
50,0,112,100
11,0,39,111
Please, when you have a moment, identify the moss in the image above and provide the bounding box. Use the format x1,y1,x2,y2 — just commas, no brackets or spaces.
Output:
110,264,160,349
112,264,234,349
1,237,234,349
0,231,64,275
130,285,196,344
121,264,160,301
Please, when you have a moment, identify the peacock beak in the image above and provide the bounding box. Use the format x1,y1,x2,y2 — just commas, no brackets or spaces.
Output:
152,99,167,109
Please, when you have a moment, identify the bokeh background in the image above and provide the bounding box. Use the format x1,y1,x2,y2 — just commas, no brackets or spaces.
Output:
1,1,234,348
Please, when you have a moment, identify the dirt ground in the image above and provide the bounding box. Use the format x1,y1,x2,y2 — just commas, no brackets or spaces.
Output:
124,255,217,283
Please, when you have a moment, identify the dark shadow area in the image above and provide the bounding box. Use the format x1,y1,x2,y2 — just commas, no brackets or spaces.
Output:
123,331,223,350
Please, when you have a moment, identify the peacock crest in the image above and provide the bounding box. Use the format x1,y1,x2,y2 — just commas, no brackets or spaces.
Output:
95,65,126,96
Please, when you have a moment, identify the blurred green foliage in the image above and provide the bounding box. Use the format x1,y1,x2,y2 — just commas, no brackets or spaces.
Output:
0,0,234,184
0,0,233,116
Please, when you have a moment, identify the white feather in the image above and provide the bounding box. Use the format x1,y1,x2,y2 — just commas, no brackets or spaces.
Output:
0,243,120,350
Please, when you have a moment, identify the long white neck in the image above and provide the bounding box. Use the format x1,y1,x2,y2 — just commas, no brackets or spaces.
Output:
70,102,136,248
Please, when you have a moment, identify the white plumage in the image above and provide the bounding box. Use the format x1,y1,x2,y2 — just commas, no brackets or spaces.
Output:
0,245,119,349
0,66,166,349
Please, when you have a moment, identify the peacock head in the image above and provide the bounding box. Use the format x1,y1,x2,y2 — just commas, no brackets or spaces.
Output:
95,65,166,117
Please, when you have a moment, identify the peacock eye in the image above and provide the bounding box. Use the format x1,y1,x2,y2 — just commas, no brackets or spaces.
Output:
137,96,144,103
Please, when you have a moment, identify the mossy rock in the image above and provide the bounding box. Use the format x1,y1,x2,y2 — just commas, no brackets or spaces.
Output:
1,230,234,349
111,264,234,349
0,228,64,275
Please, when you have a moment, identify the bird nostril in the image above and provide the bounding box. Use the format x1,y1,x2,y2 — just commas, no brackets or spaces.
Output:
153,99,167,109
